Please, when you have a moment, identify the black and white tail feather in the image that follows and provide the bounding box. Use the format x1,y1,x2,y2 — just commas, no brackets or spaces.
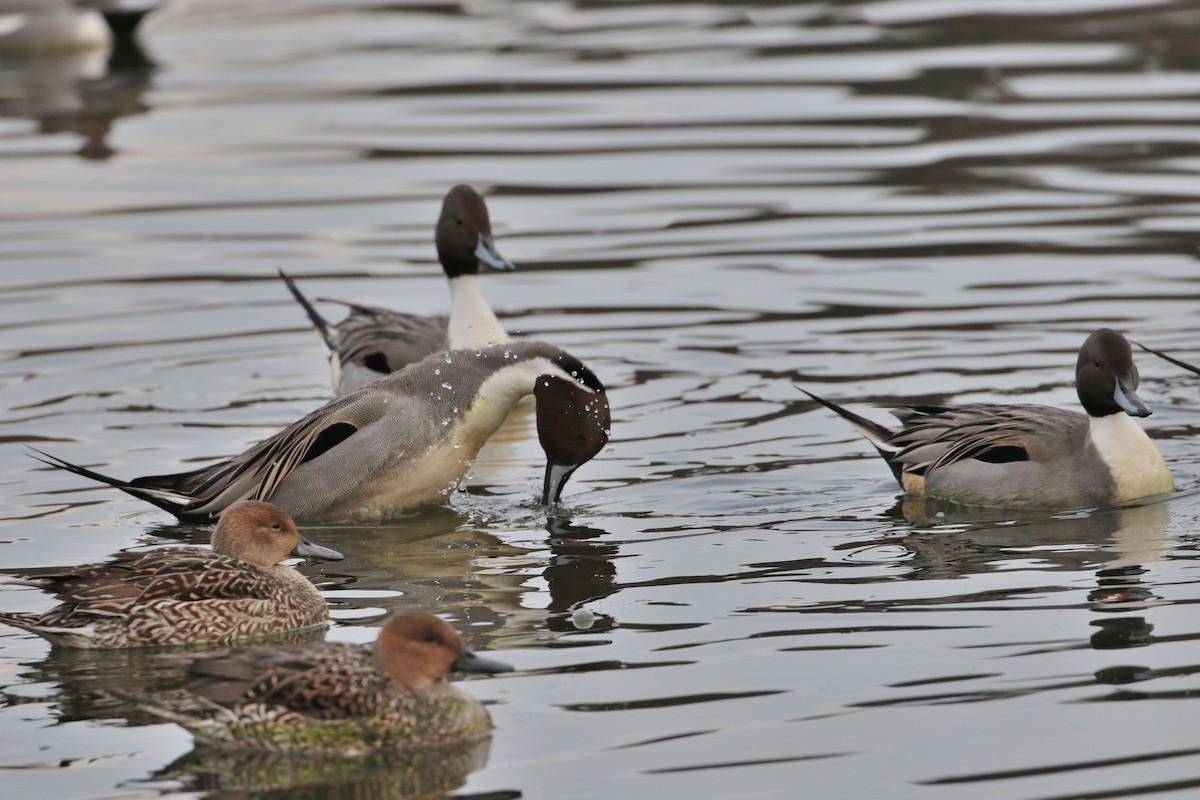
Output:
798,388,905,482
28,448,201,519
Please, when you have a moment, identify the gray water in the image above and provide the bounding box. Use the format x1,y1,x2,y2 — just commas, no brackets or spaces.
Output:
4,1,1200,798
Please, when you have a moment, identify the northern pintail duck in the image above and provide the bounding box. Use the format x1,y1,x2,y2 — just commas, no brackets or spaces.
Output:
282,184,515,395
803,328,1172,509
0,501,343,648
126,611,512,754
33,340,610,523
0,0,111,54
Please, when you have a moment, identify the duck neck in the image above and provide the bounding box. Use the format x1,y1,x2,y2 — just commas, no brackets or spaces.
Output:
447,275,508,349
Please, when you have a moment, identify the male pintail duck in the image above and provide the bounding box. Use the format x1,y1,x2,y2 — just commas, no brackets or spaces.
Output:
802,328,1173,509
125,611,512,754
281,184,515,394
32,340,610,523
0,500,343,648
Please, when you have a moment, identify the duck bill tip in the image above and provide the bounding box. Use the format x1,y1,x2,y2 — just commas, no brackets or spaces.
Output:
453,650,514,675
474,235,515,272
1114,378,1151,418
293,537,345,561
542,460,577,506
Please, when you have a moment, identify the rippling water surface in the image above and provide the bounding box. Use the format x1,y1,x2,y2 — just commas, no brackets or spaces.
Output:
4,1,1200,798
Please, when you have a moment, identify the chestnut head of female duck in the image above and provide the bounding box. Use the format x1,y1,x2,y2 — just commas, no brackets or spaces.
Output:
214,499,344,565
373,611,513,690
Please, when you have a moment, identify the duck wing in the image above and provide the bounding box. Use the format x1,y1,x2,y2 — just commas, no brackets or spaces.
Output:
175,642,376,715
887,404,1087,475
328,301,449,377
25,549,282,616
32,387,397,521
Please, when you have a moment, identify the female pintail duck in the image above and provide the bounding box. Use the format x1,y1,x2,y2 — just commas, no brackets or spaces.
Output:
803,328,1173,509
0,501,343,649
125,611,512,754
281,184,515,395
32,340,610,523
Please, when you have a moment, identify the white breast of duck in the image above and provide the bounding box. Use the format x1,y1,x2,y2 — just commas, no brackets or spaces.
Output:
361,368,534,513
1088,412,1172,503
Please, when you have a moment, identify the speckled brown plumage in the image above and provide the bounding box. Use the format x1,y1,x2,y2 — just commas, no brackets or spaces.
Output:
127,611,512,754
0,501,341,648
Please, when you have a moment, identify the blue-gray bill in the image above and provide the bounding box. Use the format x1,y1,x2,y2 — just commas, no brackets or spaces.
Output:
452,649,513,674
1114,375,1150,417
292,536,344,561
475,233,515,272
542,459,578,505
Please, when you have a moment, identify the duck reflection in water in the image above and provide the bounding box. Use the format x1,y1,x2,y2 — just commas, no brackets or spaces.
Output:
145,736,493,799
543,516,619,635
0,0,156,159
893,500,1172,661
887,495,1171,589
247,503,622,648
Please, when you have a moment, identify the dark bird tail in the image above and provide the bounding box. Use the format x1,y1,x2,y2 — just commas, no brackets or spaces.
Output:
797,388,895,443
278,269,336,354
1133,341,1200,377
27,448,193,518
797,387,903,483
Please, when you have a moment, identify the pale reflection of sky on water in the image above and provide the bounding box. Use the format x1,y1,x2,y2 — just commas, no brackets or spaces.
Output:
3,1,1200,798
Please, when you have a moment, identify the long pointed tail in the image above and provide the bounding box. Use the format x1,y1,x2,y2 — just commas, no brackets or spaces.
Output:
797,388,895,443
1134,341,1200,377
27,448,191,518
278,269,336,354
797,387,904,484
